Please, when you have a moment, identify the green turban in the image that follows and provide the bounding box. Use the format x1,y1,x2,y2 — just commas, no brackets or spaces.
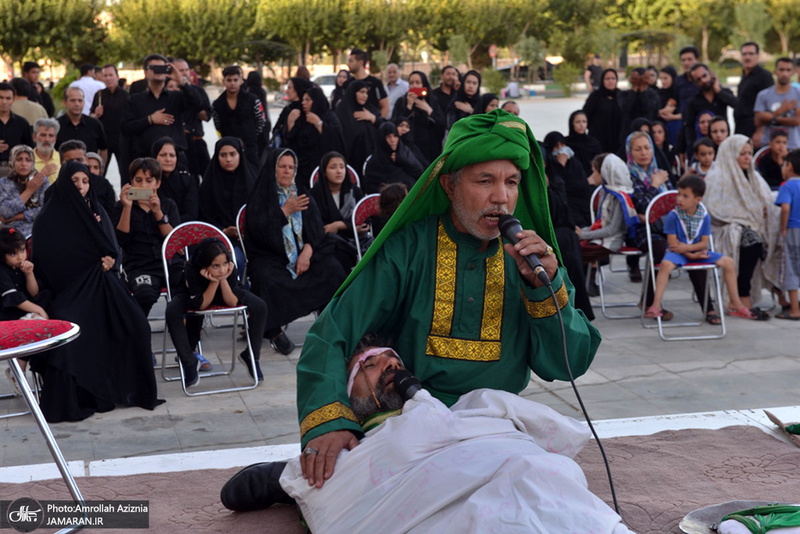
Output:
338,108,557,295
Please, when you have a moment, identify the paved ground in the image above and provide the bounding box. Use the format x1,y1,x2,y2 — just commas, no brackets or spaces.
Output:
2,94,798,472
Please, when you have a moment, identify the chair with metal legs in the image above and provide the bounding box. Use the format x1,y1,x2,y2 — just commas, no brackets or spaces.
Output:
640,191,726,341
159,222,259,395
0,319,84,532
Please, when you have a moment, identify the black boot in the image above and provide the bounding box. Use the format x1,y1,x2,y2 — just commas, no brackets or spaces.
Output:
220,461,293,511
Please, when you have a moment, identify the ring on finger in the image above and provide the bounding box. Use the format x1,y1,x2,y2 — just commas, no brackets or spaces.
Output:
303,447,319,457
544,245,554,256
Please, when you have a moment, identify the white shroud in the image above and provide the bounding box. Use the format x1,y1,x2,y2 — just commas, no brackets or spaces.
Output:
281,389,633,534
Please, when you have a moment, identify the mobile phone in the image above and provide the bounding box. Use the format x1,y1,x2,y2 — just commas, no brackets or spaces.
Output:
151,64,173,75
127,188,152,201
409,87,428,97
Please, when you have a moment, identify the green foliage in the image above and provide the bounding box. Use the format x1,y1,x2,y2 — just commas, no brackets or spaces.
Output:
111,0,258,68
482,68,505,94
0,0,106,71
370,50,388,74
428,66,442,88
516,37,544,66
734,0,772,47
51,72,79,104
448,35,469,66
551,63,582,97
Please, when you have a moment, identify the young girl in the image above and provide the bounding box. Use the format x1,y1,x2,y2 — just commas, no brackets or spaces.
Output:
0,227,50,393
309,151,371,267
166,237,267,387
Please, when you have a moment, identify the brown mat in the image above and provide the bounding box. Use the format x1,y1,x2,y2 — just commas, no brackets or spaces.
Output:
2,425,798,533
578,425,800,533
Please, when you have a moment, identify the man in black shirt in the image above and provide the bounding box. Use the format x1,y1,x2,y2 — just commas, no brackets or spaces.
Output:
347,48,389,118
431,65,459,116
684,64,738,148
735,41,774,137
121,53,203,168
22,61,55,117
57,87,108,163
174,58,211,177
212,65,265,168
0,82,34,177
583,55,602,91
91,64,129,174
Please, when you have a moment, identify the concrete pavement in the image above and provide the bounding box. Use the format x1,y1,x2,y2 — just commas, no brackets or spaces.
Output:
2,94,797,478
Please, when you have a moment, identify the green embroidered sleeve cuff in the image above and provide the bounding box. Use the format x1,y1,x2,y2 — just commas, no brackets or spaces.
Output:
519,269,569,319
299,402,363,447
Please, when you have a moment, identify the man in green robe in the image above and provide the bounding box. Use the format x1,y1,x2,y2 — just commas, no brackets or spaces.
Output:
220,110,601,510
296,109,601,488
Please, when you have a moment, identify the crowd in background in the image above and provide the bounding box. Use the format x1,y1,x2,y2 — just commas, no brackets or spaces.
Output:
1,42,799,422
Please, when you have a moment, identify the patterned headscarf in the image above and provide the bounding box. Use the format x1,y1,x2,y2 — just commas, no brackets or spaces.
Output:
625,132,666,192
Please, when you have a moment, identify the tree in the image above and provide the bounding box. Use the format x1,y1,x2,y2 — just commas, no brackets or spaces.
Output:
110,0,257,72
0,0,106,74
764,0,800,54
734,0,772,48
255,0,331,65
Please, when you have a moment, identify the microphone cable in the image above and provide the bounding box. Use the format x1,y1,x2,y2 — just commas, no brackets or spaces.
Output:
545,281,620,514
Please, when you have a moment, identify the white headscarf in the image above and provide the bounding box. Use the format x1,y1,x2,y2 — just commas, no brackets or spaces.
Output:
703,134,781,302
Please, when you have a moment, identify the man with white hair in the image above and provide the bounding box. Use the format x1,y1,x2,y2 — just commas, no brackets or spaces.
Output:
32,118,60,184
384,63,408,112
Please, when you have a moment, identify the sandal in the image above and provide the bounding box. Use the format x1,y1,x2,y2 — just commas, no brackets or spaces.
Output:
195,352,213,372
661,308,673,321
750,307,771,321
706,311,724,324
727,307,755,320
644,306,663,318
776,310,800,321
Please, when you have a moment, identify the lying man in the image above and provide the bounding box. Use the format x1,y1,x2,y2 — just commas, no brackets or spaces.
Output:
222,336,631,533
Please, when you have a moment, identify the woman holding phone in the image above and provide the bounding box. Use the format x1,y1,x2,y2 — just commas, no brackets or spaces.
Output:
391,71,444,166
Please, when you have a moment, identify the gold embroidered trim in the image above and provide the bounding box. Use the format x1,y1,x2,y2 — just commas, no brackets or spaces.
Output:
426,335,501,361
430,221,457,336
300,401,359,437
522,282,569,319
480,243,505,340
361,409,402,432
498,120,526,131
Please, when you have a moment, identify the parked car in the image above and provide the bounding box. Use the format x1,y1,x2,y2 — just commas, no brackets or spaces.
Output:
311,74,337,99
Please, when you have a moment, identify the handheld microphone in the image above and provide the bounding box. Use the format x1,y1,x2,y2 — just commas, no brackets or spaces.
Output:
392,370,422,401
498,214,551,287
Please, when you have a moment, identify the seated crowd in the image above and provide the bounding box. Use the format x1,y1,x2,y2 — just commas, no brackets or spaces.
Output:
3,42,800,424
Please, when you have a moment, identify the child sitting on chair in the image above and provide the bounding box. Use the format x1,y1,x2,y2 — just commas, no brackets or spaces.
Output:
646,174,756,320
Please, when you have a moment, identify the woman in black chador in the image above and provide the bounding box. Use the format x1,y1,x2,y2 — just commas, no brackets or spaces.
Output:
363,122,424,195
335,80,383,178
244,149,347,355
30,161,163,422
286,86,345,189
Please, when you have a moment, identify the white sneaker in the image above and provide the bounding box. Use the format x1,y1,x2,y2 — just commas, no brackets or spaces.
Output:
5,367,22,397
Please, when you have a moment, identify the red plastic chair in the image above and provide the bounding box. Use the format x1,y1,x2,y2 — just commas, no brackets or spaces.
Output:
641,191,726,340
351,194,381,260
160,222,259,395
0,320,85,509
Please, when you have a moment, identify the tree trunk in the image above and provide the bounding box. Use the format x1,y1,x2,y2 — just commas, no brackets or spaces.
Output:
779,31,788,55
701,24,709,63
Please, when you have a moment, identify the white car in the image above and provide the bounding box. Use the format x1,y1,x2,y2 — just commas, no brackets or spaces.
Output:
311,74,337,99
